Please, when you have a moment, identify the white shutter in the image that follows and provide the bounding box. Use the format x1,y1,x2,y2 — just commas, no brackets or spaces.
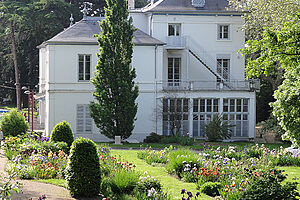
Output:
85,105,92,132
76,105,84,133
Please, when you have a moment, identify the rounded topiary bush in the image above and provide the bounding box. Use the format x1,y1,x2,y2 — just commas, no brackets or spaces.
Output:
50,121,74,147
66,137,101,197
0,109,28,137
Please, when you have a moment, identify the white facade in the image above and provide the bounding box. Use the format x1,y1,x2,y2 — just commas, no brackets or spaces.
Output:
38,0,258,142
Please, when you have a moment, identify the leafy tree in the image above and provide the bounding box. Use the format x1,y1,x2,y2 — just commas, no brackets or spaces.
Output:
228,0,300,41
90,0,138,140
0,0,81,107
272,65,300,147
242,14,300,146
229,0,300,122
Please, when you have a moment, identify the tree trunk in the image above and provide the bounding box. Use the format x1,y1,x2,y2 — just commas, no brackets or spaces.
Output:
9,21,21,111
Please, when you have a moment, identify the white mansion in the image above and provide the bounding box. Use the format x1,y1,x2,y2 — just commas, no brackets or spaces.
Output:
37,0,259,142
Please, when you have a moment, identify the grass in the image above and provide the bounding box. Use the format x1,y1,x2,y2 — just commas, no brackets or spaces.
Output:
99,141,291,151
33,179,67,188
279,166,300,194
111,150,212,200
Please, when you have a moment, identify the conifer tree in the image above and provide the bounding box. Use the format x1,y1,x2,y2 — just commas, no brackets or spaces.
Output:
90,0,138,140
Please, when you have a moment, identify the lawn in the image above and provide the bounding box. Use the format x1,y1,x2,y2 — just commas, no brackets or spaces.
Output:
99,141,291,151
111,149,212,199
280,166,300,194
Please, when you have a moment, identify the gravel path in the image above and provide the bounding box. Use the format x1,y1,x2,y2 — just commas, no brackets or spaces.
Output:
0,149,74,200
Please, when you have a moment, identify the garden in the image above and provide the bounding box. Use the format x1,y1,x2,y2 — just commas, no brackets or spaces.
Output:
0,114,299,199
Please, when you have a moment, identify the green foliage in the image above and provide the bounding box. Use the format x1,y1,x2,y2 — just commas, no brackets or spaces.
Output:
144,132,163,143
165,149,199,177
228,0,300,41
238,169,299,200
199,182,221,197
0,173,21,198
50,121,74,147
272,64,300,147
90,0,138,140
109,170,139,194
258,114,285,141
0,0,82,104
203,115,233,141
160,134,194,146
0,109,28,137
66,137,101,197
136,173,162,194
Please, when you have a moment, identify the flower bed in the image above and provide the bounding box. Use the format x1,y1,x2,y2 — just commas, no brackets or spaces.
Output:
3,133,68,180
165,144,300,199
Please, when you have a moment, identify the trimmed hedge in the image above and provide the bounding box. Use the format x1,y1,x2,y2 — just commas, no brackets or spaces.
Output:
0,109,28,138
66,137,101,197
50,121,74,147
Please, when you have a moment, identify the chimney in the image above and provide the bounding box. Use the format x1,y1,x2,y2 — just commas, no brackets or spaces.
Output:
128,0,135,10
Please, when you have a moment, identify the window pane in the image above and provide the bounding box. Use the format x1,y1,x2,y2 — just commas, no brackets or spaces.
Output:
176,25,180,36
207,99,212,112
168,25,175,36
176,99,182,112
170,99,175,112
230,99,235,112
213,99,218,112
163,99,168,112
243,99,248,112
85,58,90,80
79,61,84,80
183,99,188,112
193,99,198,112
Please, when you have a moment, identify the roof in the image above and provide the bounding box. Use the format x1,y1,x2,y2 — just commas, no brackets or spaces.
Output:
45,17,165,46
142,0,240,13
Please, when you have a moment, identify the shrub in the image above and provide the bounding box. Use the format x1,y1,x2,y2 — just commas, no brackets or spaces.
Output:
50,121,74,147
199,182,221,197
203,115,234,141
160,134,194,146
165,149,199,177
136,173,162,193
144,132,162,143
238,169,299,200
0,109,28,137
66,137,101,197
109,169,139,194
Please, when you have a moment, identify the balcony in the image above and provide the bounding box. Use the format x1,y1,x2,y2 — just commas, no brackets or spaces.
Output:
165,36,187,49
160,80,260,92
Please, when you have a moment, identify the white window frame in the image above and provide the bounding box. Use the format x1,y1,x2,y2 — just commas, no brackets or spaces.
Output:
192,98,219,137
217,58,230,81
76,104,92,134
168,57,181,86
223,98,249,137
168,23,181,37
217,25,230,40
162,98,189,136
78,54,91,81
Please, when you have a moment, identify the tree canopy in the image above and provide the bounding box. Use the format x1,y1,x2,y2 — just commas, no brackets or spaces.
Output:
90,0,138,140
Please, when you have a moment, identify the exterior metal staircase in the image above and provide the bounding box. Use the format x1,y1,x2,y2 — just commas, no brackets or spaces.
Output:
187,48,233,89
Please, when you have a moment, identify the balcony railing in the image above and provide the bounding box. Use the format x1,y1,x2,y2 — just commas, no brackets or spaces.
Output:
160,80,260,91
165,36,187,49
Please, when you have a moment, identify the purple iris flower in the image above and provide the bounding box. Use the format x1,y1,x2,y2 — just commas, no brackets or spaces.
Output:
181,189,185,194
187,191,193,197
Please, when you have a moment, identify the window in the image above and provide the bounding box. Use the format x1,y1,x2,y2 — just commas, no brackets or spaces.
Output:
168,24,181,36
78,55,91,81
223,98,249,137
163,98,189,136
76,104,92,134
217,58,230,81
218,25,229,40
193,98,219,137
168,57,181,86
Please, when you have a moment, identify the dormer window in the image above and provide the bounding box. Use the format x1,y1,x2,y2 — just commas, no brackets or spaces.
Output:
168,24,181,36
191,0,205,7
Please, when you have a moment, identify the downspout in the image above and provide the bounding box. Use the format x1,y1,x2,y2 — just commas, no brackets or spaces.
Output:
154,44,158,134
150,13,153,36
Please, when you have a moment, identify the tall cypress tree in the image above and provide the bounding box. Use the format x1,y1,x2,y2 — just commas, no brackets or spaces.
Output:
90,0,138,140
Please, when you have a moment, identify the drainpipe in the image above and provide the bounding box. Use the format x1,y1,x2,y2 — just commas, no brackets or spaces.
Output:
154,44,158,134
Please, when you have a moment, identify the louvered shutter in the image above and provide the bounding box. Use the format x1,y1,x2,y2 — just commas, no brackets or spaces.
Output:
76,105,84,133
85,105,92,132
